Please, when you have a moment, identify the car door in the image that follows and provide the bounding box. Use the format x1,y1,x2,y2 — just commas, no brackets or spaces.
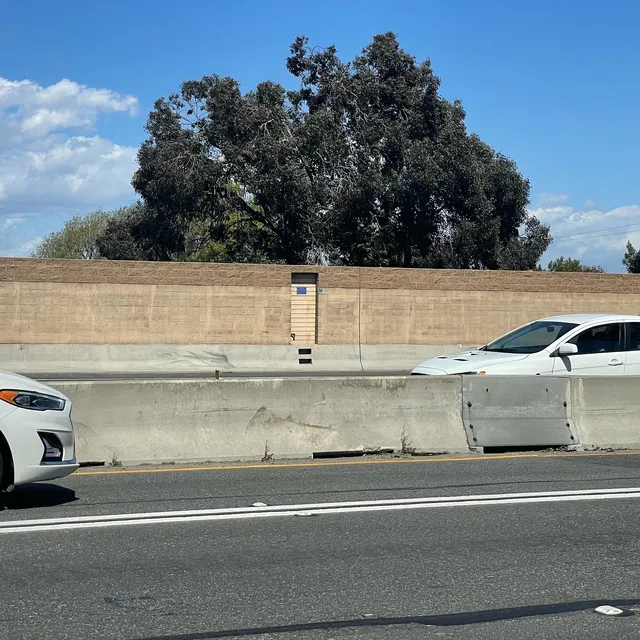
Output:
552,322,626,375
623,322,640,375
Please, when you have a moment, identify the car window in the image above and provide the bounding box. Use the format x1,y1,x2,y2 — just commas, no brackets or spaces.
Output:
484,321,577,354
567,323,622,354
625,322,640,351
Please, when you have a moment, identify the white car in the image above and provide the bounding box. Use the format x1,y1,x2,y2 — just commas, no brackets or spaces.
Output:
0,371,78,491
411,313,640,376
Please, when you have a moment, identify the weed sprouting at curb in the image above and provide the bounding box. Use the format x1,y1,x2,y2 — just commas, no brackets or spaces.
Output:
110,453,123,467
262,440,274,463
401,429,416,455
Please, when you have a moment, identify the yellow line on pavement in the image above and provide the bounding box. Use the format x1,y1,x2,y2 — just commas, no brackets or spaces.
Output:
77,450,640,477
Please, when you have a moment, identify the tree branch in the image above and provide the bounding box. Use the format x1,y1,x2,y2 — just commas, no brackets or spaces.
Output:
231,195,278,235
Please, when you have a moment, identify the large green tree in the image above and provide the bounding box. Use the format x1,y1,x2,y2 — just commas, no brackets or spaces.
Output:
116,32,549,268
287,33,547,269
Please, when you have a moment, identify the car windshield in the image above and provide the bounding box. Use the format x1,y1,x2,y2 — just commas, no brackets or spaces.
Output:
483,321,578,354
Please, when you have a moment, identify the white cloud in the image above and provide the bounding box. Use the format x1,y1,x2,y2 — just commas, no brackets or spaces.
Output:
0,135,137,206
0,76,140,256
1,216,25,232
533,202,640,272
539,193,569,206
0,78,138,139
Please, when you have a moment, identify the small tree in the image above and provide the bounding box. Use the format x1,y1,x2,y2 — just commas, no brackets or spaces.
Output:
32,210,113,259
623,242,640,274
547,256,604,273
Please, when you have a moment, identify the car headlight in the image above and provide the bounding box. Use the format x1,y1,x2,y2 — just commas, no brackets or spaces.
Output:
0,390,65,411
460,371,486,376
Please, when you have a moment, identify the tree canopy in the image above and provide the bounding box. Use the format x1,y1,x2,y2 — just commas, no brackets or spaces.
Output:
101,32,549,268
32,210,114,259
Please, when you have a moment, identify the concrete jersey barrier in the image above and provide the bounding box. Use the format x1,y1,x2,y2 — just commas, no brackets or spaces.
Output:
45,375,640,466
53,376,468,465
571,376,640,450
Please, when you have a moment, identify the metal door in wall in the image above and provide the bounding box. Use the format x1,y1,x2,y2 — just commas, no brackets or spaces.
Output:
290,273,317,344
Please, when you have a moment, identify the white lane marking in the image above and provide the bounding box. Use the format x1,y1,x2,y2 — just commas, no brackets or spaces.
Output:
3,487,640,534
4,486,640,527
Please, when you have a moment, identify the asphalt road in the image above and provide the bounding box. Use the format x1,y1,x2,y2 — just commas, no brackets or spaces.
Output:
28,370,408,381
2,452,640,640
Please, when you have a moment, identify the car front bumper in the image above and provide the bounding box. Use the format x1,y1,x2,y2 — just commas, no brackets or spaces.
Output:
0,397,79,486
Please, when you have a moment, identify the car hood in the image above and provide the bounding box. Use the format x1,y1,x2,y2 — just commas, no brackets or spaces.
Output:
411,349,530,375
0,370,69,399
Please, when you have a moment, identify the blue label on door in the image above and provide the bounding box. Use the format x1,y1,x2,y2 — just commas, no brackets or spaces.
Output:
296,287,307,294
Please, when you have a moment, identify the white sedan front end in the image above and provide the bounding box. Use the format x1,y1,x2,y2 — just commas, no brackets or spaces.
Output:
411,349,532,376
0,371,78,489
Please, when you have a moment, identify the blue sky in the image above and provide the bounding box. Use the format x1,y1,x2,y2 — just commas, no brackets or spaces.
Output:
1,0,639,271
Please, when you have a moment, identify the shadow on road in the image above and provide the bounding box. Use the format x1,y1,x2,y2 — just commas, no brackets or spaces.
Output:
130,599,639,639
1,483,77,510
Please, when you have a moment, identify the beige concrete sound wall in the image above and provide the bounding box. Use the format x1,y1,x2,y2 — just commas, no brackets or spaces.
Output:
1,258,639,345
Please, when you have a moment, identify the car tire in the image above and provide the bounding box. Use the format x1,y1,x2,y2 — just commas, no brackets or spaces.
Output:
0,436,13,492
0,447,5,494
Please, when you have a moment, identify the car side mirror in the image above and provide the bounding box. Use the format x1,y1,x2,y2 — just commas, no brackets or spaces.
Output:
556,343,578,356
